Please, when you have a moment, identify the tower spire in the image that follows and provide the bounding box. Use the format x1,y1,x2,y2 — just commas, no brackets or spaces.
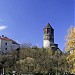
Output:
45,23,51,29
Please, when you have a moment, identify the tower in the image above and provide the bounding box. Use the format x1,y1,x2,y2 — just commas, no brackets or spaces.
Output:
43,23,54,48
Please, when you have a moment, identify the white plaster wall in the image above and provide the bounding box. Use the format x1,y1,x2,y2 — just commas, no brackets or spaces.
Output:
43,40,50,48
12,44,20,50
0,39,20,53
0,39,1,51
1,40,12,52
43,40,54,48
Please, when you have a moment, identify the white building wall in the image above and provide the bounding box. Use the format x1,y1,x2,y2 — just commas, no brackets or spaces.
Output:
43,40,54,48
12,44,20,50
0,39,1,51
0,39,20,53
43,40,50,48
1,40,12,52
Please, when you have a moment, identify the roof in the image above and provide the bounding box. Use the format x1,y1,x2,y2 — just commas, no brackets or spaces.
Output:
44,23,54,30
0,36,19,45
12,40,20,45
45,23,51,28
0,37,11,41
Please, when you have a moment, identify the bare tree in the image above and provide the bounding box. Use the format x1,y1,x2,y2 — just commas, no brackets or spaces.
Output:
21,42,32,48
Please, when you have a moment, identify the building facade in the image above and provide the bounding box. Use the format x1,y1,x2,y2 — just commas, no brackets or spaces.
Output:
0,35,20,53
43,23,58,49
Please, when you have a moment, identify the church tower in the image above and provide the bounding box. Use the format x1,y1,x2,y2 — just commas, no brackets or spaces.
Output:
43,23,54,48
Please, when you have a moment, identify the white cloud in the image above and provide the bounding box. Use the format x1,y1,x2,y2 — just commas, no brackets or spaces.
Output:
0,25,7,31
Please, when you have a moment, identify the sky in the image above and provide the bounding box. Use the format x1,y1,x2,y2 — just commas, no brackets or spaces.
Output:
0,0,74,51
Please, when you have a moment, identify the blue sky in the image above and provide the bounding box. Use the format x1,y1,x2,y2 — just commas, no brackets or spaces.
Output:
0,0,74,51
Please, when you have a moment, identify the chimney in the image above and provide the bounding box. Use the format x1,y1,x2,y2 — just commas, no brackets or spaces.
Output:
2,35,4,37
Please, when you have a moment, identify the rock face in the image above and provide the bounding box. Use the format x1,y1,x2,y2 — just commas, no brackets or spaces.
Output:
43,23,58,49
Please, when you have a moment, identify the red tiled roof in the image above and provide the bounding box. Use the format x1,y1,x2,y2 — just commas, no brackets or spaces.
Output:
0,37,11,41
0,37,19,45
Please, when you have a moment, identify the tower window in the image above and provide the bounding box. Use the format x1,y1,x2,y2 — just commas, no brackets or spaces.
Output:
5,42,7,45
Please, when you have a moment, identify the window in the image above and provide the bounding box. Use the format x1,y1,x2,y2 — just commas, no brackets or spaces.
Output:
5,42,7,45
5,48,7,50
